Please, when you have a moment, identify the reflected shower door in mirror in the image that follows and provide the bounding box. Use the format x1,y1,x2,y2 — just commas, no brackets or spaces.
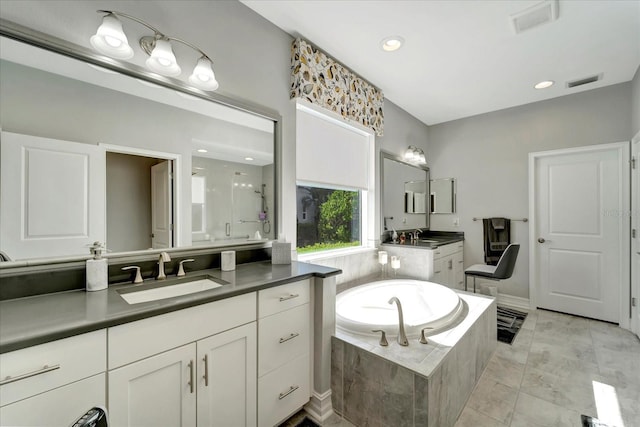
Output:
381,151,429,233
0,33,276,261
430,178,457,214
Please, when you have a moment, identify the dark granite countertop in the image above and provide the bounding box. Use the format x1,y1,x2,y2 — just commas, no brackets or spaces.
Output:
0,261,341,354
380,231,464,250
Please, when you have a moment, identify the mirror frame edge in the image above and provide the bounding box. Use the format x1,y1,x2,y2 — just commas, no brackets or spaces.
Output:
379,150,430,237
0,18,282,269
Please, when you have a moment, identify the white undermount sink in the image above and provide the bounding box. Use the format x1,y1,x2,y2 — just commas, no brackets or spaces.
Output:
118,277,223,305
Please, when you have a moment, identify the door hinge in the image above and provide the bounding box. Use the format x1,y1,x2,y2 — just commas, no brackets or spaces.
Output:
170,223,174,231
633,297,637,307
633,229,637,239
632,157,636,169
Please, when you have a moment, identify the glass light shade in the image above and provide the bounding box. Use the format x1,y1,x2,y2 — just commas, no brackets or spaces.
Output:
145,39,181,77
404,147,416,161
418,152,426,164
90,14,134,59
188,57,219,90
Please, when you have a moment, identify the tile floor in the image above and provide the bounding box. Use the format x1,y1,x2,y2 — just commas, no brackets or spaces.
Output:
292,308,640,427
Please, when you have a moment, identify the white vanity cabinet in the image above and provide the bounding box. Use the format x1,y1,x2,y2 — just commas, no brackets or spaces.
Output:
108,293,257,427
257,279,312,427
432,242,465,289
0,330,106,426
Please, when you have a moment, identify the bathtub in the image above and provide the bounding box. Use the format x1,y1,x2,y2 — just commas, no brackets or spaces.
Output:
336,279,464,338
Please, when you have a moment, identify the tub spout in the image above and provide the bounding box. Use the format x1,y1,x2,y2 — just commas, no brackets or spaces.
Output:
388,297,409,346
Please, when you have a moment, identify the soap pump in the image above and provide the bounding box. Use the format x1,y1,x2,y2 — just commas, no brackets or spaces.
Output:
86,241,108,291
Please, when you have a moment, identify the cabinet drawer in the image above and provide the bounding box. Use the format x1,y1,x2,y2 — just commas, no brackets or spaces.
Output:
258,280,310,318
109,292,256,369
0,373,105,426
0,330,106,407
433,241,463,259
259,304,310,376
258,353,310,427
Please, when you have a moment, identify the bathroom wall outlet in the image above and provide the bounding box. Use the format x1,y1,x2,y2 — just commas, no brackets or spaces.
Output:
453,217,460,227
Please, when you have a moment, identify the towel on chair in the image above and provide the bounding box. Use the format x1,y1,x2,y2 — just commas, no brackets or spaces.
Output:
483,218,511,265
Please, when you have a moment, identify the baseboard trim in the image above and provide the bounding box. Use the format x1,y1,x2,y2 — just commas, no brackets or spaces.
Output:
497,293,531,310
304,390,334,422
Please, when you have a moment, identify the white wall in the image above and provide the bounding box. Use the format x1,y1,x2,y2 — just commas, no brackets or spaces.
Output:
428,82,632,299
632,65,640,137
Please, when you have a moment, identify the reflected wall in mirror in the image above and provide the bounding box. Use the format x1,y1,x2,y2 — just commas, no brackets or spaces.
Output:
381,151,429,234
0,34,276,261
430,178,456,214
404,180,427,214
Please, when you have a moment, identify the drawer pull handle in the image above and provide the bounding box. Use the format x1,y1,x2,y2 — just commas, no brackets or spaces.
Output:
278,385,299,400
188,360,194,394
203,354,209,387
279,293,299,302
434,270,442,274
0,364,61,386
279,333,300,344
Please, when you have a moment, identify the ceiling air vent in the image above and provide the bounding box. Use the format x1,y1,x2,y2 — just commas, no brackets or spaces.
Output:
566,74,602,89
510,0,559,34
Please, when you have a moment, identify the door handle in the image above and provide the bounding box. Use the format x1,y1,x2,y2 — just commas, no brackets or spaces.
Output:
203,354,209,387
188,360,194,394
538,238,546,243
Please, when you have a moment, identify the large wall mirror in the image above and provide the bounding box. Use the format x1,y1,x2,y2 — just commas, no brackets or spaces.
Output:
0,25,278,262
380,151,429,234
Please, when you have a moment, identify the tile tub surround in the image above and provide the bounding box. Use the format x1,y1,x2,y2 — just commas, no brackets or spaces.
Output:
331,292,496,427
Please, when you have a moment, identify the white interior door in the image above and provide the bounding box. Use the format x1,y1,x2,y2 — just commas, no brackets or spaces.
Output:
632,139,640,336
0,131,105,260
531,142,629,323
151,160,173,249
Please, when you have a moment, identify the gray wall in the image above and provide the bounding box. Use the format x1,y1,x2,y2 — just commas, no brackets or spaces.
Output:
633,66,640,137
106,153,156,252
428,82,632,299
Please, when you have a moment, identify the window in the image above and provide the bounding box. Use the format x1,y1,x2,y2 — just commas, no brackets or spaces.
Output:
296,185,361,253
295,101,374,256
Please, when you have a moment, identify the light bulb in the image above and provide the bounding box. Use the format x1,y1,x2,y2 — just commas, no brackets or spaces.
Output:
90,13,133,59
189,57,219,90
145,39,181,77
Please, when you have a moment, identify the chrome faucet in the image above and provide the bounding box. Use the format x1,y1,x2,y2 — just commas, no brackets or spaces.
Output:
388,297,409,346
157,252,171,280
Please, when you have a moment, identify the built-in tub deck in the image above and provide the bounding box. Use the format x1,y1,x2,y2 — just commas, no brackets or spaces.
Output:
331,288,496,427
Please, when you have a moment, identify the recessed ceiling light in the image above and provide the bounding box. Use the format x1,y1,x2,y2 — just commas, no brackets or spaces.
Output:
245,157,254,161
197,149,208,153
534,80,554,89
381,36,404,52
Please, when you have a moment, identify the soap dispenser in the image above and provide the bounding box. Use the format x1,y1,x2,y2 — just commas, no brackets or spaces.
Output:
86,241,108,291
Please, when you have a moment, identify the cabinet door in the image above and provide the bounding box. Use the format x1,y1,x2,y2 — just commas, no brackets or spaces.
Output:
0,373,105,427
452,251,464,290
432,257,445,284
197,323,257,427
109,343,196,427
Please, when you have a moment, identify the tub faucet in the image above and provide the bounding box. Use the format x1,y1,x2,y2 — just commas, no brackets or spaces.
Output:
157,252,171,280
388,297,409,346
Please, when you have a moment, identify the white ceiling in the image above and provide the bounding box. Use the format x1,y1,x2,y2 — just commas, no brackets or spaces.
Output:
242,0,640,125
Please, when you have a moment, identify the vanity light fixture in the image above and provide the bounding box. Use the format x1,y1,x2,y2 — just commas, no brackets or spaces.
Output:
381,36,404,52
404,145,426,165
90,10,219,90
534,80,554,89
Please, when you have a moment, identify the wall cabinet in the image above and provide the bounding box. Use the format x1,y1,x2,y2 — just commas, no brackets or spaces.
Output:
0,330,106,426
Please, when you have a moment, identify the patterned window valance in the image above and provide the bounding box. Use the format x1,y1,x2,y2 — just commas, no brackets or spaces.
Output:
290,38,384,136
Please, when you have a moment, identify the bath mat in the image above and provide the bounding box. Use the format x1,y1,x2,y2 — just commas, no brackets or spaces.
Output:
293,417,320,427
497,306,527,345
581,414,611,426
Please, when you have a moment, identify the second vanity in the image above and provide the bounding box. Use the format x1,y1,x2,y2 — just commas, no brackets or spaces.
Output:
381,231,464,289
0,261,340,427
